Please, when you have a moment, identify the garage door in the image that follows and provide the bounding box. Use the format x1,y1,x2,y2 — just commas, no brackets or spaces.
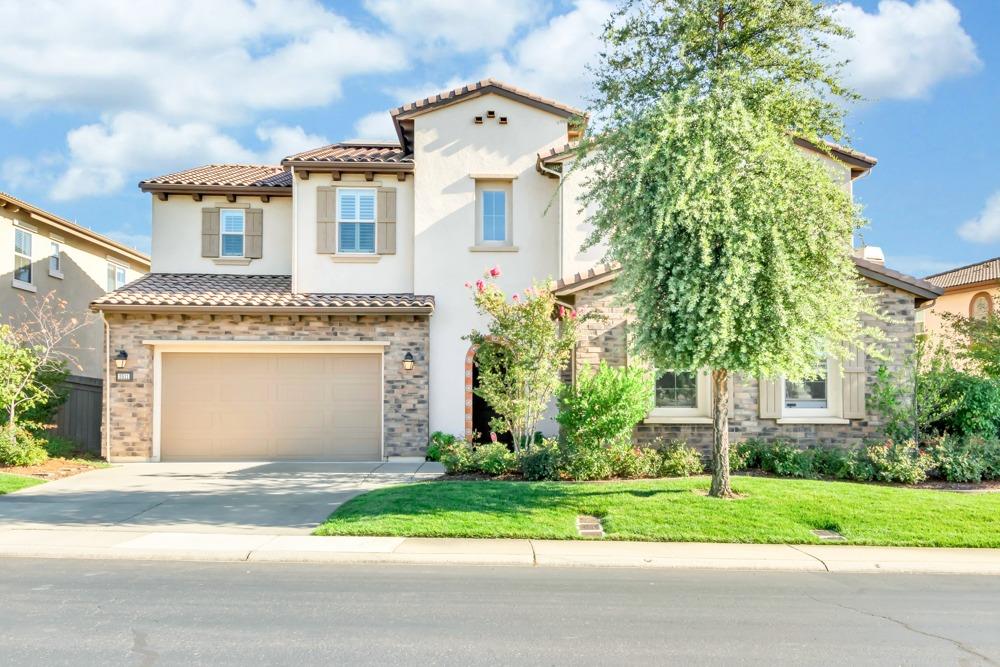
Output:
160,352,381,461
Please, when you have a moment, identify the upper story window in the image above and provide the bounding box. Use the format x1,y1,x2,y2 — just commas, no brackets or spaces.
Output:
474,180,513,247
13,227,32,285
107,262,127,292
782,357,840,418
49,241,62,278
337,188,376,254
647,368,711,422
220,209,246,257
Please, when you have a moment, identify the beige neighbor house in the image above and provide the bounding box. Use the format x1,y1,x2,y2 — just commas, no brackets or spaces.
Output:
92,79,940,462
1,192,150,448
920,257,1000,345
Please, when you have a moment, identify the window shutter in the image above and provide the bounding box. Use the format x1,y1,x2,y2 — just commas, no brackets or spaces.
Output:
758,376,782,419
841,345,867,419
201,208,220,258
317,187,337,253
377,187,397,255
245,208,263,259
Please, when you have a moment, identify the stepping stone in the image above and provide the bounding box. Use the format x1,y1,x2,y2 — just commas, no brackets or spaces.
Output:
811,529,846,542
576,515,605,538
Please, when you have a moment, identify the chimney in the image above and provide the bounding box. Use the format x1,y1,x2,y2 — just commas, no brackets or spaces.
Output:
854,245,885,265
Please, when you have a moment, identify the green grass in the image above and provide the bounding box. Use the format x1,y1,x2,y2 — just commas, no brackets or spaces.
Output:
315,476,1000,547
0,473,43,495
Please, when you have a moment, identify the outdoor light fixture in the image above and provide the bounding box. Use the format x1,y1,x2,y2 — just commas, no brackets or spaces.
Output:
402,352,415,371
114,349,128,369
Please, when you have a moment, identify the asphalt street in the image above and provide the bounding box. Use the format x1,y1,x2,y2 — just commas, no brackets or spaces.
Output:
0,558,998,665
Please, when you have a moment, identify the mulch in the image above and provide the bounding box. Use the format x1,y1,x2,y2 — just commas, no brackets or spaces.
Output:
0,458,104,481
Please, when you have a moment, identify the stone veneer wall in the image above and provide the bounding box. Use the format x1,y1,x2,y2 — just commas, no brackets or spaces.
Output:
103,312,430,460
571,277,916,452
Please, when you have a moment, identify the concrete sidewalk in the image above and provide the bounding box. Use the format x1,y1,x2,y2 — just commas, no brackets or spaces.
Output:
2,528,999,574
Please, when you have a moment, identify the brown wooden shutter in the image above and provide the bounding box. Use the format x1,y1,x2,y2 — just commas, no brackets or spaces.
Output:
245,208,263,259
377,187,397,255
316,187,337,254
201,208,220,258
841,346,867,419
758,376,782,419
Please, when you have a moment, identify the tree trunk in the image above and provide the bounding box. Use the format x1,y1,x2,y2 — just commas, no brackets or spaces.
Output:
709,368,734,498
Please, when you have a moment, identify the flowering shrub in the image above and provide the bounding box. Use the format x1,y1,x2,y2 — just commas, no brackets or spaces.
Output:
466,267,578,452
656,441,704,477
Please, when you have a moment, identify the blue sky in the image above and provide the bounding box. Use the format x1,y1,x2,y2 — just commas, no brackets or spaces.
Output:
0,0,995,277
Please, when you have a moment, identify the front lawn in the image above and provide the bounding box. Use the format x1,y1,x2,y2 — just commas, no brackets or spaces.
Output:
315,476,1000,547
0,473,44,495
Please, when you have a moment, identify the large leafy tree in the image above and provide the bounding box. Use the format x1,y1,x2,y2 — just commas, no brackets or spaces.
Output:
583,0,878,496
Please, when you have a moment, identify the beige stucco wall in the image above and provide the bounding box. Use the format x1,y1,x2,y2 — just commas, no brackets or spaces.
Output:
920,286,999,343
1,208,147,378
150,194,292,274
411,92,571,434
293,171,415,294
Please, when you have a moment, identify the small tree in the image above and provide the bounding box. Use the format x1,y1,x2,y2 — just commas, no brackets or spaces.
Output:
466,267,578,452
584,0,880,497
945,312,1000,379
1,292,89,446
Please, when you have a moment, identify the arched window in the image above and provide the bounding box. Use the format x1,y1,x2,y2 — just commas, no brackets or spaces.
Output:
970,292,993,320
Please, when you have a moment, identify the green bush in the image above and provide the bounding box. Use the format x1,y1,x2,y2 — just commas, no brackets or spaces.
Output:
864,440,931,484
556,362,651,449
607,443,643,479
0,426,48,467
473,442,517,476
658,441,704,477
559,446,613,481
728,441,753,471
979,439,1000,481
426,431,458,462
756,440,814,478
42,435,82,459
932,374,1000,439
929,437,984,483
810,447,854,479
439,440,475,475
519,439,561,481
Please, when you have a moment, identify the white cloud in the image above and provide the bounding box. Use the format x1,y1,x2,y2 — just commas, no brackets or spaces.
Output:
351,112,398,142
0,0,405,123
364,0,538,54
255,123,329,163
831,0,980,100
483,0,613,108
887,254,962,278
958,191,1000,244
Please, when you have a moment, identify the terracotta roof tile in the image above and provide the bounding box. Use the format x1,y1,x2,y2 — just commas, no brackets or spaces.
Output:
391,78,586,120
926,257,1000,289
282,142,413,164
92,274,435,313
140,165,291,189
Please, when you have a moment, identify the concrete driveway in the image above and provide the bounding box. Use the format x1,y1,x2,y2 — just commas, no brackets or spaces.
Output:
0,461,443,535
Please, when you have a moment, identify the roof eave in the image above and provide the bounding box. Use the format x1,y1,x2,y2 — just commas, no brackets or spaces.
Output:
139,183,292,197
278,160,414,172
91,303,435,316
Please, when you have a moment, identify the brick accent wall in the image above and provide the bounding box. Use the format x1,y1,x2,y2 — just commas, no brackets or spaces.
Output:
572,278,916,452
103,312,430,460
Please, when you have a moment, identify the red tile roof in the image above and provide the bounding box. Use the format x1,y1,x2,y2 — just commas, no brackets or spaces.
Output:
92,274,435,313
140,165,291,189
391,78,585,121
282,142,413,165
925,257,1000,289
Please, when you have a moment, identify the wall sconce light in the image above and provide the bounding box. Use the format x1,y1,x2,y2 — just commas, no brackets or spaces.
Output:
114,349,128,369
402,352,415,371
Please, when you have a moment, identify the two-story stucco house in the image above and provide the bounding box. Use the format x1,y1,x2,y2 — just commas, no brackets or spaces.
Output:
92,80,942,462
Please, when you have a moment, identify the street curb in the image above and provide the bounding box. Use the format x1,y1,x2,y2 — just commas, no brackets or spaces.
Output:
1,531,999,574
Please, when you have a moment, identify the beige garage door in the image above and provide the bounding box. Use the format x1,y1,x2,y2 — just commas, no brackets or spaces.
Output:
160,352,381,461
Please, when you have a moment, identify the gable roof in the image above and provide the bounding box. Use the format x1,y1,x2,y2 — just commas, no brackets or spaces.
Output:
92,273,435,314
391,78,587,155
139,165,292,196
280,142,414,175
555,257,943,304
925,256,1000,290
0,191,150,268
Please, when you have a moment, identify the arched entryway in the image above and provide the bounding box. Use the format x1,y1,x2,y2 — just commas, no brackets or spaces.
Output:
464,344,512,445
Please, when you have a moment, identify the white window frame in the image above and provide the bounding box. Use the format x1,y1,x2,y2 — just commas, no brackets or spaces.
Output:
474,179,513,248
646,368,712,424
13,227,34,290
49,240,63,279
336,187,377,255
780,357,842,420
107,262,127,292
220,208,246,258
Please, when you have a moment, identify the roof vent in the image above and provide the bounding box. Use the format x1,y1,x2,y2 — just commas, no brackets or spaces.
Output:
474,116,484,124
855,245,885,265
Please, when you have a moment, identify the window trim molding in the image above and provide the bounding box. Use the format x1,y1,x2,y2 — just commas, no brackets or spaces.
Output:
107,261,128,292
780,357,842,419
646,369,712,422
48,240,63,279
970,291,994,319
474,179,513,248
219,208,247,259
335,187,377,255
13,226,33,286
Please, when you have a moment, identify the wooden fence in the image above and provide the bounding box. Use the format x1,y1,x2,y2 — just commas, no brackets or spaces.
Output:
51,375,103,455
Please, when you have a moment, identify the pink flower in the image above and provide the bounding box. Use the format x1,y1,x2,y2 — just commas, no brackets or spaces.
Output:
490,432,498,443
512,294,519,302
558,305,566,319
464,281,472,288
490,266,501,277
476,279,485,292
569,310,577,320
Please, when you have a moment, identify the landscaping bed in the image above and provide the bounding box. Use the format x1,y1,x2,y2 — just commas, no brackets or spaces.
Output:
315,475,1000,547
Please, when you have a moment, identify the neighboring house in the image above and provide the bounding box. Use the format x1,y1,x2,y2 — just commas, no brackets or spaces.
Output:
2,191,150,377
91,79,938,462
2,192,150,451
920,257,1000,343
